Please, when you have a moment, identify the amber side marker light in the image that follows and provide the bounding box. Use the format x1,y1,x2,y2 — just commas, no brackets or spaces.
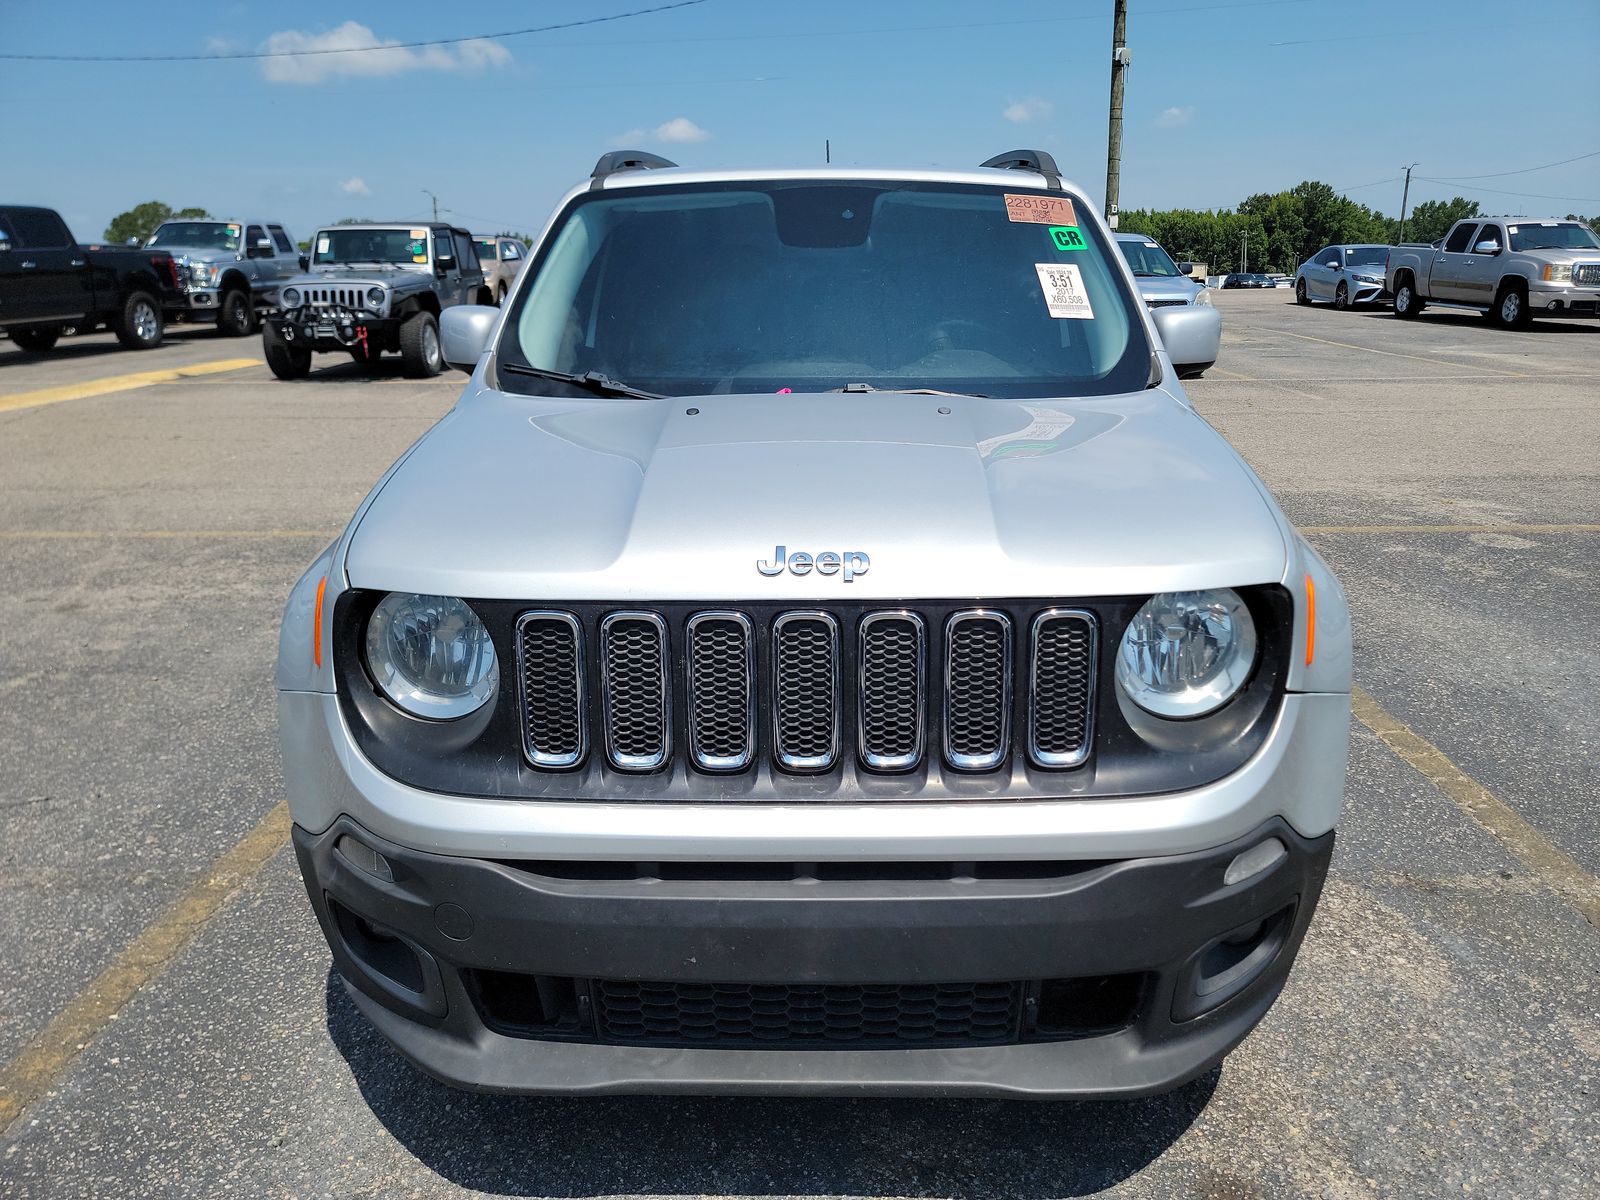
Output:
1304,573,1316,666
313,576,327,667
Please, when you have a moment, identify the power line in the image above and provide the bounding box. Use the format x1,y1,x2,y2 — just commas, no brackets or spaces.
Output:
1335,177,1400,193
0,0,708,62
1415,177,1600,205
1423,149,1600,182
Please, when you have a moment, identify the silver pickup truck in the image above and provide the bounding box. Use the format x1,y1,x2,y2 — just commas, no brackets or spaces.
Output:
148,219,301,336
1386,217,1600,328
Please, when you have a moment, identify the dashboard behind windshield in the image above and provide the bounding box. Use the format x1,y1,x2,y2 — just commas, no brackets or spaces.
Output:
149,221,241,252
313,228,430,265
499,181,1150,400
1118,239,1182,277
1343,246,1388,266
1508,222,1600,252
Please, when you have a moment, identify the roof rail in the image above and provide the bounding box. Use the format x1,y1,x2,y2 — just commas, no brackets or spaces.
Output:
590,150,678,186
979,149,1063,190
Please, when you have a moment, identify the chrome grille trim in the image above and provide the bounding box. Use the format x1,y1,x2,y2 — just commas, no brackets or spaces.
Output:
772,611,840,772
857,611,926,772
600,611,671,772
514,611,586,769
944,610,1013,771
1573,262,1600,287
1027,609,1098,769
686,611,755,772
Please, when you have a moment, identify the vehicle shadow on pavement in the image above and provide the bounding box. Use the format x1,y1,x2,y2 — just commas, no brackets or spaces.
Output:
326,972,1216,1198
0,327,221,365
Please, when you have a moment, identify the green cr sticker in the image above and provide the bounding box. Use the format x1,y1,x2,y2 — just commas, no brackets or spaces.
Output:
1048,225,1087,251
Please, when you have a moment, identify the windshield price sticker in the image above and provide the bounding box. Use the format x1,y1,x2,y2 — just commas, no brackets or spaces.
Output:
410,228,427,238
1034,263,1095,319
316,235,330,253
1048,225,1087,251
1005,193,1077,226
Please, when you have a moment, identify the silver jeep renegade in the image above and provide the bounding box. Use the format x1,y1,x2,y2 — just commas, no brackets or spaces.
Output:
277,149,1352,1098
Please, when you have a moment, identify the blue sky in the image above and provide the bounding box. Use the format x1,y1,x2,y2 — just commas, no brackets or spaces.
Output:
6,0,1598,243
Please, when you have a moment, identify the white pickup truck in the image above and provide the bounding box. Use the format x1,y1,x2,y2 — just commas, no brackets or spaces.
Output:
1386,217,1600,328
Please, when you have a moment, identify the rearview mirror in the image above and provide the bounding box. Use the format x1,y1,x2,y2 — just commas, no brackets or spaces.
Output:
1151,304,1221,377
1473,239,1501,255
440,304,499,373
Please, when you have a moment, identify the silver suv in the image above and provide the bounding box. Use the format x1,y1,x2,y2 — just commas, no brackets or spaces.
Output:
277,149,1350,1098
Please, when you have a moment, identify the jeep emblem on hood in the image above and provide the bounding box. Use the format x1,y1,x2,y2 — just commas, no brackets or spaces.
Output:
757,545,870,583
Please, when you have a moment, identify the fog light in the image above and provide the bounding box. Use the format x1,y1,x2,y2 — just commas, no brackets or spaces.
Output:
1224,836,1286,886
336,834,394,882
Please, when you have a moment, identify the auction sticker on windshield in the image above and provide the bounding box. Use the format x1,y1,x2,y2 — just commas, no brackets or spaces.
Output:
1034,263,1094,319
1005,193,1077,226
1049,225,1087,251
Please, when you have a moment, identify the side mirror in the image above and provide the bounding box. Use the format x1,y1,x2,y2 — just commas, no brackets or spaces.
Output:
435,254,456,273
0,237,10,253
1473,239,1501,255
440,304,498,373
1175,261,1193,275
298,254,310,271
1151,304,1221,377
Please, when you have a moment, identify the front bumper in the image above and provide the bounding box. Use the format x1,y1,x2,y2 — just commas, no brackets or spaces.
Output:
296,813,1333,1097
1528,287,1600,318
267,311,399,353
1348,279,1388,304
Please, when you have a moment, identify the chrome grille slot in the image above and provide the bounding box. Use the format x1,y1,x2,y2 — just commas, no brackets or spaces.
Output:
772,612,839,772
515,612,585,769
1574,263,1600,287
1028,610,1098,768
945,611,1012,771
686,612,754,772
600,612,670,771
858,612,925,771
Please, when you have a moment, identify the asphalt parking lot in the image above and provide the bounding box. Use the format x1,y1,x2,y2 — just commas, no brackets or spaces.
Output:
1,293,1596,1198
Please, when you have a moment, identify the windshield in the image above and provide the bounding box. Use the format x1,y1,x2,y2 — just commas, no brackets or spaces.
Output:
1507,222,1600,251
474,239,498,260
1117,239,1182,277
1343,246,1388,266
149,221,241,252
312,228,430,265
498,181,1148,400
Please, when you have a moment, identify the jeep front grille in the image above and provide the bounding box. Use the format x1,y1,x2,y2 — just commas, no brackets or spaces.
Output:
300,285,368,309
513,604,1100,778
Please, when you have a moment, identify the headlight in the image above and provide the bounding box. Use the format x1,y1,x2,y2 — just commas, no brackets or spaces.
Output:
1115,589,1257,718
281,286,302,309
1353,273,1382,284
1192,287,1213,306
1541,264,1572,283
365,287,385,310
364,593,499,720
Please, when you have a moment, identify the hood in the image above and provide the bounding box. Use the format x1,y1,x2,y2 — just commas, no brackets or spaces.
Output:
168,249,241,266
301,263,429,282
1520,246,1600,264
344,389,1289,601
1131,275,1201,304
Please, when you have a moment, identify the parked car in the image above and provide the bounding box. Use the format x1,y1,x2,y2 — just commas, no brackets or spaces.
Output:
1294,245,1390,309
147,218,300,336
277,147,1348,1100
0,205,184,352
472,235,527,304
1222,273,1275,289
262,223,492,379
1386,218,1600,327
1113,231,1217,376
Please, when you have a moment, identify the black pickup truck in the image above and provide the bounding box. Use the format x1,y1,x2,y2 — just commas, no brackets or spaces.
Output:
0,205,185,352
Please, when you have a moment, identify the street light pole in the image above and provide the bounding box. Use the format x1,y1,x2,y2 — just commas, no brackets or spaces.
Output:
1105,0,1128,229
422,189,440,222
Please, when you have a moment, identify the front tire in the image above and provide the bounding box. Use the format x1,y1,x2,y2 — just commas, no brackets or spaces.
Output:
11,326,61,353
1334,282,1350,311
399,311,442,378
217,287,254,337
1295,278,1310,306
1393,276,1423,319
265,342,312,380
1492,283,1530,329
114,291,163,349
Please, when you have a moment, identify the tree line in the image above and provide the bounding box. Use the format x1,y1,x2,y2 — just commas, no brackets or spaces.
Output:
1118,181,1594,275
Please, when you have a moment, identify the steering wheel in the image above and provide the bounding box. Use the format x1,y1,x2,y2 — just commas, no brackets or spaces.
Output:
911,319,1004,356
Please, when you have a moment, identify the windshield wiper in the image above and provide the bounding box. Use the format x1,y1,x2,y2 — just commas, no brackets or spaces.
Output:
833,383,988,398
501,363,663,399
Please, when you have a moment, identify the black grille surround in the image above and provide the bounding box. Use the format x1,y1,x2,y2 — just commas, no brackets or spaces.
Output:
332,589,1293,804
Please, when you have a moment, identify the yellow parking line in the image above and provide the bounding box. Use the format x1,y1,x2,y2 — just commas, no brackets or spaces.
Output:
1301,523,1600,535
1352,687,1599,926
0,529,333,540
0,358,261,414
0,802,291,1134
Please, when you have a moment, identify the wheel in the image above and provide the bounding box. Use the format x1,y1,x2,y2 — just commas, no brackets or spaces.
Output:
1334,282,1350,311
399,311,442,378
1295,278,1310,306
217,287,254,337
1492,283,1530,329
11,327,60,352
265,341,312,380
1392,276,1423,319
113,291,163,349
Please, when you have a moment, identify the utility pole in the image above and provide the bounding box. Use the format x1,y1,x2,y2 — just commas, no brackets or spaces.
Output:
422,189,440,222
825,139,830,165
1105,0,1128,229
1396,163,1418,243
1241,230,1247,274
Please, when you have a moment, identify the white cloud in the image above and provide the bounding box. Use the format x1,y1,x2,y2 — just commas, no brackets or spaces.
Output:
1002,98,1052,124
1155,105,1194,128
609,117,712,147
340,177,371,196
259,22,511,85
